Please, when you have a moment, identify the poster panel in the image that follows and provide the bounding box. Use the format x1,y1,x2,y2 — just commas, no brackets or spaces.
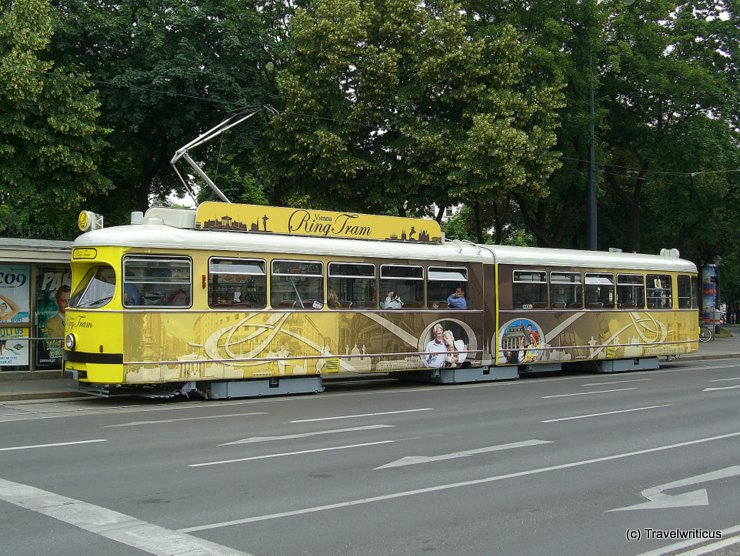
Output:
0,264,30,368
0,264,30,324
0,327,29,367
35,266,72,367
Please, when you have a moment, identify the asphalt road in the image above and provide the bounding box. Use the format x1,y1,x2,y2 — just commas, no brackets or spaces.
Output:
1,358,739,556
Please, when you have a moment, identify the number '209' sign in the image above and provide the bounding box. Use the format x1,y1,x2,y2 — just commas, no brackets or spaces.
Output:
0,272,28,287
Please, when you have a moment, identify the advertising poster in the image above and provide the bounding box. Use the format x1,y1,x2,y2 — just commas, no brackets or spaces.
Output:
35,266,71,367
0,264,31,367
0,327,29,367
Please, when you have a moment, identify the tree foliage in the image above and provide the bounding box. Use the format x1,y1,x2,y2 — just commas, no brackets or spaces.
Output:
599,0,738,260
0,0,110,238
466,0,738,260
50,0,273,223
263,0,564,224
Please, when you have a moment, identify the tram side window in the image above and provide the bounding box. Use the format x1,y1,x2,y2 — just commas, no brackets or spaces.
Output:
271,260,323,309
691,275,698,309
427,267,468,309
209,258,266,309
327,263,375,309
585,273,615,308
123,257,192,307
616,274,645,309
549,272,582,309
513,270,547,309
70,265,116,309
380,265,424,308
677,275,692,309
647,274,672,309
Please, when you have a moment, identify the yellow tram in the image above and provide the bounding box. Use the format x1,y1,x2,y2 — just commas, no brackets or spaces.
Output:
63,202,699,398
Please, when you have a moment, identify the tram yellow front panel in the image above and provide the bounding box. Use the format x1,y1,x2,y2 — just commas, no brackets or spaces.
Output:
65,310,125,383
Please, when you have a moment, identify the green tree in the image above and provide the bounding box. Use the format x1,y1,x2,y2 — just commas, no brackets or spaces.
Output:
263,0,564,236
463,0,600,247
50,0,273,223
466,0,738,259
599,0,738,255
0,0,110,239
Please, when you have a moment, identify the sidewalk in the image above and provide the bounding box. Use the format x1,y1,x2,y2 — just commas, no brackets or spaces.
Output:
1,326,738,402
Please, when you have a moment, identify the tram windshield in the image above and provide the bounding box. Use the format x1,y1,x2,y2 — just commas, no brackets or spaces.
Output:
70,265,116,308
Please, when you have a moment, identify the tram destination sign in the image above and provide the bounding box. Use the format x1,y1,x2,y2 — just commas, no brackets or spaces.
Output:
195,202,443,244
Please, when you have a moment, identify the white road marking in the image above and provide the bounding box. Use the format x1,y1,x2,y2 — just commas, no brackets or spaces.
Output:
673,534,740,556
703,384,740,392
636,523,740,556
0,478,250,555
290,408,433,422
542,405,673,423
709,377,740,382
581,378,651,386
179,431,740,533
221,424,394,445
375,439,551,469
0,439,106,452
541,387,637,398
609,465,740,511
190,440,395,467
103,412,267,428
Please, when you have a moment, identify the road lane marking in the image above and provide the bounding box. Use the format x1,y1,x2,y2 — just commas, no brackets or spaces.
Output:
542,387,638,398
636,523,740,556
190,440,395,467
709,377,740,382
290,408,433,422
375,439,552,469
609,465,740,511
221,424,394,445
581,378,651,386
0,439,106,452
179,430,740,533
703,384,740,392
674,534,740,555
103,412,267,427
0,478,250,555
542,405,673,423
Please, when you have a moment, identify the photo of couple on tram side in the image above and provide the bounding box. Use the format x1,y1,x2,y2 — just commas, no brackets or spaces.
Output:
424,323,468,369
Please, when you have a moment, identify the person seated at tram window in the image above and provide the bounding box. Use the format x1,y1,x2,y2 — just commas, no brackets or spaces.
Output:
551,287,567,307
327,290,341,309
123,283,141,306
382,290,403,309
446,287,467,309
169,289,189,306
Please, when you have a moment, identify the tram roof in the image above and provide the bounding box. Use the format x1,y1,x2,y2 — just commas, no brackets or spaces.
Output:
73,224,491,263
74,221,696,273
489,244,697,272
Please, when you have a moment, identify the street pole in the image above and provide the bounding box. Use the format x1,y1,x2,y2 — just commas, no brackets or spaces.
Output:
714,255,722,333
588,53,597,251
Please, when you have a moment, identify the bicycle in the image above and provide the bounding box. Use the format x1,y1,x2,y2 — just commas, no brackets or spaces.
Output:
699,324,714,343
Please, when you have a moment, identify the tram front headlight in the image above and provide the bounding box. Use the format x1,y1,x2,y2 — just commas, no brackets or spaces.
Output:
64,333,76,351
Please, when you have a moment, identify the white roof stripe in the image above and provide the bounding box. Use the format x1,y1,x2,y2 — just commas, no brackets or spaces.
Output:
73,224,696,273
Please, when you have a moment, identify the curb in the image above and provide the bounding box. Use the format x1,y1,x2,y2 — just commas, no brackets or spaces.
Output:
0,391,87,402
